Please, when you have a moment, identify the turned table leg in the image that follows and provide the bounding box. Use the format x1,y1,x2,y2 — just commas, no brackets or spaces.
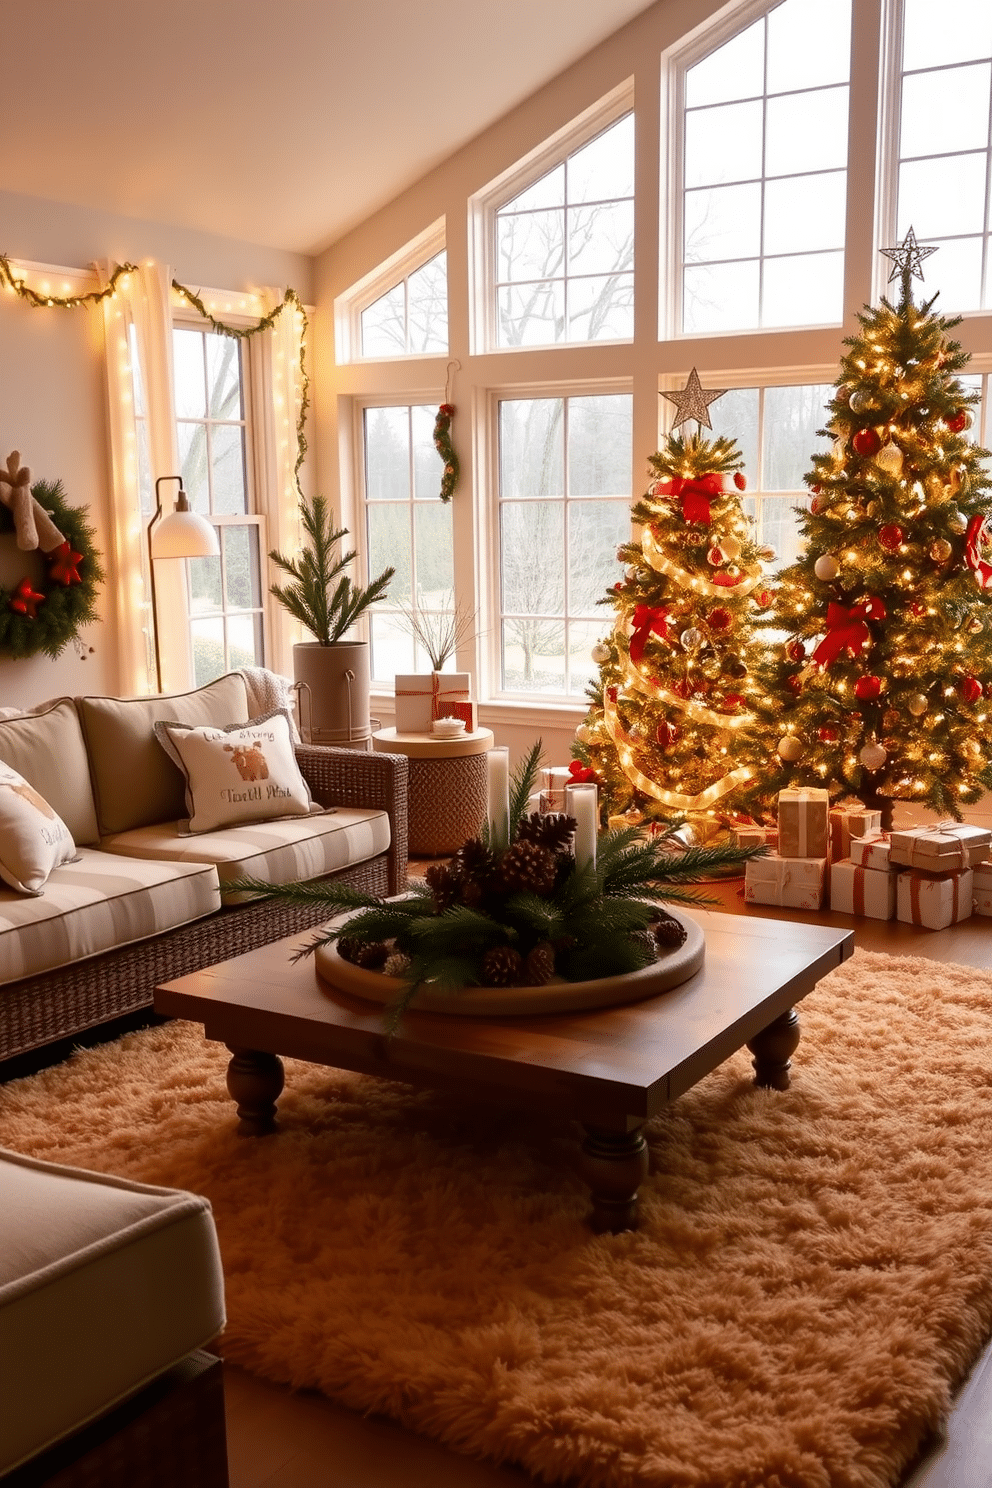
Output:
580,1124,649,1234
747,1007,801,1090
226,1046,284,1135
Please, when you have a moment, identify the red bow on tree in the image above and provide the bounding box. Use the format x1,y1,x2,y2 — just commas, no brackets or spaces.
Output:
965,514,992,590
567,759,598,784
811,596,886,667
629,604,672,665
48,540,84,586
679,472,722,525
10,577,45,619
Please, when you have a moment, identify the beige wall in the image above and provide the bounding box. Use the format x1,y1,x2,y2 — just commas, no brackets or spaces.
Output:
0,189,312,713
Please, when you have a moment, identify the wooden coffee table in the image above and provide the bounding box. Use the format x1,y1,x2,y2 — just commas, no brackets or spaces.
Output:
156,910,853,1233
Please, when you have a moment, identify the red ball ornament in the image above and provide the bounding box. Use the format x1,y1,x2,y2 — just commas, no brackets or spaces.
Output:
786,640,806,662
946,410,968,433
707,546,725,566
961,675,984,703
810,495,825,514
656,721,681,748
734,471,747,491
854,675,882,701
852,428,882,457
910,601,927,617
878,524,903,552
818,725,840,742
754,588,775,609
707,607,733,631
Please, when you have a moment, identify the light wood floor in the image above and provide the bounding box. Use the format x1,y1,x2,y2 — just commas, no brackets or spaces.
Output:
218,866,992,1488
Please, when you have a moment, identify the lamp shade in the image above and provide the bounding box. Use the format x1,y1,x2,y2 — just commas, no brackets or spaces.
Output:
151,508,219,559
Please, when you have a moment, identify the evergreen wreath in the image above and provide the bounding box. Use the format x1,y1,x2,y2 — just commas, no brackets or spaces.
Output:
433,403,459,502
0,480,104,659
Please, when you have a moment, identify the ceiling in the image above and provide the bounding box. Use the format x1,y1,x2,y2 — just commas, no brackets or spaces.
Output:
5,0,657,257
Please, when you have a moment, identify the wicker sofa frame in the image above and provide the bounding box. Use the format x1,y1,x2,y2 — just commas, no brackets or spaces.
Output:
0,743,408,1066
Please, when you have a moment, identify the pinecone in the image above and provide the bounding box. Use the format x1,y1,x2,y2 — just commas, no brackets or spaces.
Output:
524,941,557,985
516,812,577,855
425,860,460,911
337,936,390,969
652,914,688,950
383,951,412,978
480,945,524,986
497,840,557,896
628,929,658,964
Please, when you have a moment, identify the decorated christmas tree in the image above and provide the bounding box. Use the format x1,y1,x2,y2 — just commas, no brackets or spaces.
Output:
749,229,992,824
575,371,772,837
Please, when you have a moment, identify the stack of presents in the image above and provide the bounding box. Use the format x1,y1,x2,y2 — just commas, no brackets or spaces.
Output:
741,787,992,929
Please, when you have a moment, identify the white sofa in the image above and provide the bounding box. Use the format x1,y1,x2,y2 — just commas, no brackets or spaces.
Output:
0,672,408,1064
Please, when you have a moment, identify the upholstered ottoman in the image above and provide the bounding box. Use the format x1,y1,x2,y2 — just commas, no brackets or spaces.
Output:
0,1148,227,1485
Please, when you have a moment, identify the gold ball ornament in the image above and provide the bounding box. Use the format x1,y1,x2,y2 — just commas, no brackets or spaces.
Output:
758,545,777,562
968,615,985,634
907,694,928,716
929,539,953,563
860,742,888,771
875,441,904,475
948,509,968,534
575,723,595,744
719,535,742,561
777,735,804,762
814,554,841,581
964,738,982,760
591,641,611,664
883,709,900,731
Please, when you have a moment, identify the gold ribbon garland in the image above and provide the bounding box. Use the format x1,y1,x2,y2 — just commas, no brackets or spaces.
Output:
602,691,752,810
641,525,763,598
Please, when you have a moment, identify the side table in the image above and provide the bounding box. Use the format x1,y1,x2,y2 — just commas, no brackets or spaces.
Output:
372,727,495,857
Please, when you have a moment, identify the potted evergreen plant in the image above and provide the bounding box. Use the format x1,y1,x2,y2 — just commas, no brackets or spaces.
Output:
269,494,394,746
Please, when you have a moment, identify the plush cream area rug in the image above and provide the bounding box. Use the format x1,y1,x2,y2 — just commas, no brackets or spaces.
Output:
4,949,992,1488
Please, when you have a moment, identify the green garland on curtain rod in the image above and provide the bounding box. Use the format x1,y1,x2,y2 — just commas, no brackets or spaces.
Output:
172,280,310,495
0,254,138,308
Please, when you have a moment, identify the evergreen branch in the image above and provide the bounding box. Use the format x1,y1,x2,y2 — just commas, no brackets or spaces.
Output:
510,739,544,830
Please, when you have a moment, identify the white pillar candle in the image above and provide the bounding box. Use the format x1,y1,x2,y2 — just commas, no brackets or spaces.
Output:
487,746,510,849
566,782,598,876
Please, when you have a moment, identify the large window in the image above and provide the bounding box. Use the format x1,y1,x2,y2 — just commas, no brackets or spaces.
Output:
679,0,851,333
894,0,992,311
362,404,452,682
498,393,632,696
173,326,265,684
494,112,635,347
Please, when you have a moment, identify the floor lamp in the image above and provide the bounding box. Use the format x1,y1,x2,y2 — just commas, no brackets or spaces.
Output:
148,475,219,693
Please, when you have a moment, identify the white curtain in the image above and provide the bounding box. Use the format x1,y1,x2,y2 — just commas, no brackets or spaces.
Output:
100,261,182,695
249,289,308,679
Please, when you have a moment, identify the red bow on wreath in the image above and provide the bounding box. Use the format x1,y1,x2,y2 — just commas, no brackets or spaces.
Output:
629,604,673,665
10,576,45,619
811,596,886,667
48,540,84,586
965,514,992,590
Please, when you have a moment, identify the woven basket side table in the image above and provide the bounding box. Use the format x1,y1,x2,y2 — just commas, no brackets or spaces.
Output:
372,728,495,857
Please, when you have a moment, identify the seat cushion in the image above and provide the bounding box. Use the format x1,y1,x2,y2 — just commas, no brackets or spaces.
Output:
0,1146,225,1476
0,698,100,846
101,807,391,903
76,673,250,837
0,848,221,986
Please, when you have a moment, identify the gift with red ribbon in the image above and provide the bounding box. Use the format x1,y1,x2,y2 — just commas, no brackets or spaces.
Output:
896,867,973,929
629,604,672,665
811,596,886,667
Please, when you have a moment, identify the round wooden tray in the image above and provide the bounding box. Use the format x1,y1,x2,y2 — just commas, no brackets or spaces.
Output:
314,910,704,1017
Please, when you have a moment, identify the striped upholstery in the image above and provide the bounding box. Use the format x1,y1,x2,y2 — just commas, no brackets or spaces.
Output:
0,850,220,987
100,808,391,903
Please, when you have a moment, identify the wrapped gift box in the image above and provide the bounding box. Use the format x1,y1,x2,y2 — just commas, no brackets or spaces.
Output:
395,672,471,733
734,825,779,851
744,852,825,910
889,822,992,871
973,861,992,916
896,868,974,929
849,832,891,871
777,787,829,860
829,858,896,920
829,803,883,863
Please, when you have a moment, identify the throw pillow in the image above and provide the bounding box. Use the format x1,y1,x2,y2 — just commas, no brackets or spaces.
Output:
0,763,80,895
153,709,319,835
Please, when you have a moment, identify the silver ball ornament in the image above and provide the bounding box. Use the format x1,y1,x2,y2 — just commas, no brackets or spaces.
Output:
591,641,611,665
875,441,904,475
680,627,704,651
907,694,928,716
849,390,874,414
814,554,840,581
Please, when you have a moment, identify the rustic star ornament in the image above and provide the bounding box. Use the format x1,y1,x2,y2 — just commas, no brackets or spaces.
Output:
660,368,727,430
48,540,84,586
880,226,937,285
10,576,45,618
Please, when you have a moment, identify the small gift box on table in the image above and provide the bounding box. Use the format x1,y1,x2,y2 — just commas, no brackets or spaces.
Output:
889,822,992,871
734,825,779,851
744,853,825,910
777,787,829,859
829,859,896,920
896,868,974,929
850,832,891,871
828,803,883,863
395,672,472,733
973,861,992,916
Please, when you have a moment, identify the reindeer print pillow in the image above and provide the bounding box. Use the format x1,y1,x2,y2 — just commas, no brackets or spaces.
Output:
0,762,80,894
154,709,319,834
